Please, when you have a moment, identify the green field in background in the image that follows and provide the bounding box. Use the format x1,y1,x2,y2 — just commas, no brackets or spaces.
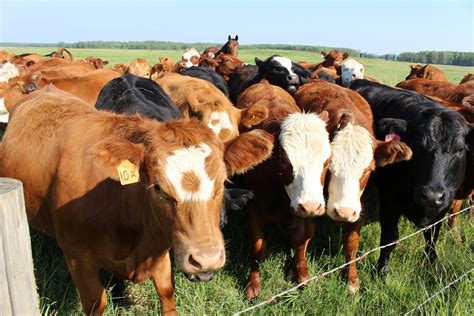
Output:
2,46,473,86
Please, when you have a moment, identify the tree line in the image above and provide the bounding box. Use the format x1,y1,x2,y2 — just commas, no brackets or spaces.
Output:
1,41,472,66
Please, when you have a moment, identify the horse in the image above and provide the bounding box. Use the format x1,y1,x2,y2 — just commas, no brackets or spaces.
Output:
203,35,239,58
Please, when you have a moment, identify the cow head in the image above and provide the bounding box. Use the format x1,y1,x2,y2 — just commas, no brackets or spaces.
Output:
320,50,349,68
255,55,311,95
277,112,331,217
0,72,44,113
226,35,239,57
84,56,109,69
95,119,273,281
216,54,245,81
326,111,412,222
376,110,472,227
405,64,424,80
341,59,364,87
126,58,152,78
182,48,201,69
159,57,174,72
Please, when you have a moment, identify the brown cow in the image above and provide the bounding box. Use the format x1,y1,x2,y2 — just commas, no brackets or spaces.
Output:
295,80,413,292
235,81,331,299
84,56,109,69
0,49,14,62
396,78,474,106
405,64,448,81
156,73,268,143
2,68,119,108
0,86,274,315
299,50,349,72
112,58,152,78
215,54,245,81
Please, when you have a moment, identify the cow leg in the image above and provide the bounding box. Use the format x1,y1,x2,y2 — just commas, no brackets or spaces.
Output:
343,207,368,294
448,199,463,242
66,257,107,315
150,251,177,315
377,204,401,276
244,210,266,300
423,222,442,264
289,217,316,285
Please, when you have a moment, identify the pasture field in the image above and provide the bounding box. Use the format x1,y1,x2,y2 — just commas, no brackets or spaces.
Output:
2,46,473,86
1,46,473,315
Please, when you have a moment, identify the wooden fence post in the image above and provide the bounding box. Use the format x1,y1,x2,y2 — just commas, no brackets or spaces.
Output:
0,178,40,315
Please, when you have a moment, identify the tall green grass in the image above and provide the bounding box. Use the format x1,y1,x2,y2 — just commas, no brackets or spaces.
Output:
2,46,473,86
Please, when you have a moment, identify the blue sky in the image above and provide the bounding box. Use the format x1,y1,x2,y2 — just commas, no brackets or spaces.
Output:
0,0,472,54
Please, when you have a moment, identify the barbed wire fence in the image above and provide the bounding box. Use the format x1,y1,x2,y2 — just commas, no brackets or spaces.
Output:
233,205,473,316
403,267,473,315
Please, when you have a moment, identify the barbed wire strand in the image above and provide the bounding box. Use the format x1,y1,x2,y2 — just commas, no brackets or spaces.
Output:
403,268,473,315
233,205,473,316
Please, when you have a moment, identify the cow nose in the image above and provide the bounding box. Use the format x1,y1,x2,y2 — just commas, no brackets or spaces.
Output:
298,202,325,217
334,207,358,222
420,189,445,206
188,246,224,271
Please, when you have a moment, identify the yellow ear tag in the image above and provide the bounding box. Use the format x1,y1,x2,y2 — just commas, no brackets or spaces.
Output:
117,160,140,185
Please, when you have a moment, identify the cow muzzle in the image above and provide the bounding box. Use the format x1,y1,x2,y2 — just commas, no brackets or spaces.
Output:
178,244,226,280
414,187,449,209
287,74,300,85
328,207,359,223
294,202,325,217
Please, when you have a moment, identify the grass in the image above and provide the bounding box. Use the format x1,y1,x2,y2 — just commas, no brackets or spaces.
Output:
1,46,473,314
2,46,473,86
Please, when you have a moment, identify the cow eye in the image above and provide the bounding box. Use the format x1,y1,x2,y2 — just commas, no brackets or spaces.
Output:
26,83,37,93
154,184,162,193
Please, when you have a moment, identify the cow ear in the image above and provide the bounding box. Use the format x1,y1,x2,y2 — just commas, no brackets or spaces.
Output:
375,118,408,139
342,52,349,60
92,136,145,181
224,129,274,176
337,110,354,129
103,60,109,65
235,35,238,41
255,57,265,70
374,139,412,167
319,110,329,122
239,103,269,129
228,35,231,41
320,51,327,58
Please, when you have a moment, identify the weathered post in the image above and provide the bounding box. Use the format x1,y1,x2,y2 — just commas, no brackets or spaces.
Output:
0,178,39,315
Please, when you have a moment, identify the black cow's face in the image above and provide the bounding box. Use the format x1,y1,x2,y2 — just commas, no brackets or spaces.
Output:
255,56,311,95
377,113,472,227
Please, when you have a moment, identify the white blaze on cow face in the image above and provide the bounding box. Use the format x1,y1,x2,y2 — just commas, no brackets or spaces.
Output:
341,59,364,87
279,112,331,216
0,98,8,123
165,143,215,202
182,48,200,68
0,62,19,83
272,56,299,84
327,123,374,222
207,111,234,137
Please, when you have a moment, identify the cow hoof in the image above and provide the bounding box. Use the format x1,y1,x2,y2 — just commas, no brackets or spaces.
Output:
244,284,261,301
348,279,360,295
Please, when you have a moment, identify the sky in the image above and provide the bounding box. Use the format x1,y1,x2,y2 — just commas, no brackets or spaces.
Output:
0,0,472,54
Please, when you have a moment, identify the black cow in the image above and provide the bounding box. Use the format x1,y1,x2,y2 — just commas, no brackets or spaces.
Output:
95,73,253,227
350,79,473,274
181,66,230,97
229,55,311,102
95,73,181,120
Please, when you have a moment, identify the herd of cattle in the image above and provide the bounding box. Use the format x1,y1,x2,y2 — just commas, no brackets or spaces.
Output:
0,36,472,315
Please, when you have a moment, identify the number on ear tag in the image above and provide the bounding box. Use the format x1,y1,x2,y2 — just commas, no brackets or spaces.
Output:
117,160,140,185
